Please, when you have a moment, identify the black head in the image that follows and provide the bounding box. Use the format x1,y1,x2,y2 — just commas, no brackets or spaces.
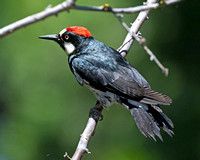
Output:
39,26,92,55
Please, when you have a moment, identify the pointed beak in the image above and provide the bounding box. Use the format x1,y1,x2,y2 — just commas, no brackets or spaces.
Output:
39,34,59,42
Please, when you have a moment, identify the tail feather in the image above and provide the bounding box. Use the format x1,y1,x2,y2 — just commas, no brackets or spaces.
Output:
157,112,174,137
121,97,174,141
148,106,174,136
130,108,162,141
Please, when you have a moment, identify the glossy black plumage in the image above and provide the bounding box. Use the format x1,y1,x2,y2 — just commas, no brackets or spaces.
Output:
69,37,171,104
39,27,174,140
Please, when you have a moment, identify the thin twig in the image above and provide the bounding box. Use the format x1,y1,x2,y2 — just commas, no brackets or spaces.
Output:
74,0,180,13
0,0,180,39
64,152,71,160
143,45,169,76
118,0,159,56
113,12,169,76
133,34,169,76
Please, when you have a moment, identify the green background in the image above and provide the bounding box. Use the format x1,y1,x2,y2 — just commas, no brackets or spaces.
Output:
0,0,199,160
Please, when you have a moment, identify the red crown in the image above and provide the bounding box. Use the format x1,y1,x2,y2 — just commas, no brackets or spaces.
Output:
66,26,92,37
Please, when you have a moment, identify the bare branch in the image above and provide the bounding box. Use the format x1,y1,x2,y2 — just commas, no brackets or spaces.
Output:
133,34,169,76
74,0,180,13
143,45,169,76
118,0,181,56
113,12,169,75
70,118,97,160
0,0,180,39
118,0,159,56
0,0,75,39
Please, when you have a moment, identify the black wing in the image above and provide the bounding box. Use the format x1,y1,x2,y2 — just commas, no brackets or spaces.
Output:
70,48,171,105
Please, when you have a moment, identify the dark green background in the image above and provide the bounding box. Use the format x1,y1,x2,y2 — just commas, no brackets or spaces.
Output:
0,0,199,160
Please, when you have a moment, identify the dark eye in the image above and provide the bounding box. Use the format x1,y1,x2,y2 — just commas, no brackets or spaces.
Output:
64,35,69,41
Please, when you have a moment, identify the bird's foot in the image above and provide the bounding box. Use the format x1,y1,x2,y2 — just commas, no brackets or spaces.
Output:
89,105,103,122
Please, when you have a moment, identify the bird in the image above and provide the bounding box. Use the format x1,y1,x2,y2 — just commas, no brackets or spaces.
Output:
39,26,174,141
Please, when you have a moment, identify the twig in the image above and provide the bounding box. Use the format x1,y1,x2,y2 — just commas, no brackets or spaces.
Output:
0,0,180,39
70,118,96,160
143,45,169,76
118,0,159,56
0,0,75,39
133,34,169,76
74,0,180,13
113,11,169,76
64,152,71,160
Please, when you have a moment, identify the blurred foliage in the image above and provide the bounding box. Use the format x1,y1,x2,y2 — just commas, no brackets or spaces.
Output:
0,0,200,160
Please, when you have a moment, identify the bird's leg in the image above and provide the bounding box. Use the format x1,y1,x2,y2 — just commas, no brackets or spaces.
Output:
89,101,104,122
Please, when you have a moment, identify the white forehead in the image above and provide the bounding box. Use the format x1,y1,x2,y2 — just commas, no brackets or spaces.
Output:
59,28,67,37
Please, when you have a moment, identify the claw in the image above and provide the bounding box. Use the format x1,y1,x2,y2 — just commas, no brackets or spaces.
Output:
89,108,103,122
89,102,104,122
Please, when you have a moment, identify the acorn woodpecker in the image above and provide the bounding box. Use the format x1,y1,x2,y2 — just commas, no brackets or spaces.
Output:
39,26,174,140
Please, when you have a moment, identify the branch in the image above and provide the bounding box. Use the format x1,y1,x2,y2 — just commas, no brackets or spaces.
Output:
113,11,169,75
74,0,180,13
118,0,180,56
0,0,75,39
118,0,159,56
0,0,180,39
133,34,169,76
143,45,169,76
64,118,96,160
